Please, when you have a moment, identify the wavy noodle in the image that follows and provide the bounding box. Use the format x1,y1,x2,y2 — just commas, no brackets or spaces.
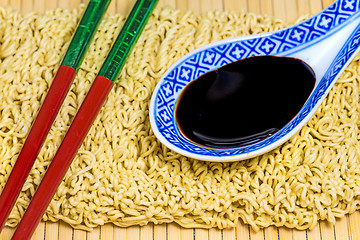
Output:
1,5,360,232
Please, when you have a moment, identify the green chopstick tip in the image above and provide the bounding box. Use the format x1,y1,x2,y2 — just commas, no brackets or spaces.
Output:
98,0,159,82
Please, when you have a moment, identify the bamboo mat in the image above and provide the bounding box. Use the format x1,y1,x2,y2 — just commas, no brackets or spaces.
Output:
0,0,359,239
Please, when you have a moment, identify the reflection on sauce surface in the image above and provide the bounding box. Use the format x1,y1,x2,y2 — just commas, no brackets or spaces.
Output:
175,56,316,148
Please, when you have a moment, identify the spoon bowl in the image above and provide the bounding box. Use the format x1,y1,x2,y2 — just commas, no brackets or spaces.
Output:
150,0,360,161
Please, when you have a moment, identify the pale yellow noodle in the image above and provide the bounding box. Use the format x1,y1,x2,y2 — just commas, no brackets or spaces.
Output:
1,5,360,232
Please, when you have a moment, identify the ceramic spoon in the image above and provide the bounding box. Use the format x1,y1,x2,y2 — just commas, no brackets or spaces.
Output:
150,0,360,161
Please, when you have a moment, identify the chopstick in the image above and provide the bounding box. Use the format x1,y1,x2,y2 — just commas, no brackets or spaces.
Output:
0,0,111,232
10,0,158,239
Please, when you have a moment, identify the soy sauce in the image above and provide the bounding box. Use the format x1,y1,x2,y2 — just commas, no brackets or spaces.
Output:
175,55,315,148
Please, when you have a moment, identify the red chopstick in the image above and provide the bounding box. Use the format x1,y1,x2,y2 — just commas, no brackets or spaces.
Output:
0,66,75,229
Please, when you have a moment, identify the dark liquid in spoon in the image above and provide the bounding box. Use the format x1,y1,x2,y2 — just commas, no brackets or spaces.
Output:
175,55,316,148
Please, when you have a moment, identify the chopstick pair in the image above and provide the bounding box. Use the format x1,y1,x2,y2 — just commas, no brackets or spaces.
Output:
0,0,112,232
0,0,158,239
